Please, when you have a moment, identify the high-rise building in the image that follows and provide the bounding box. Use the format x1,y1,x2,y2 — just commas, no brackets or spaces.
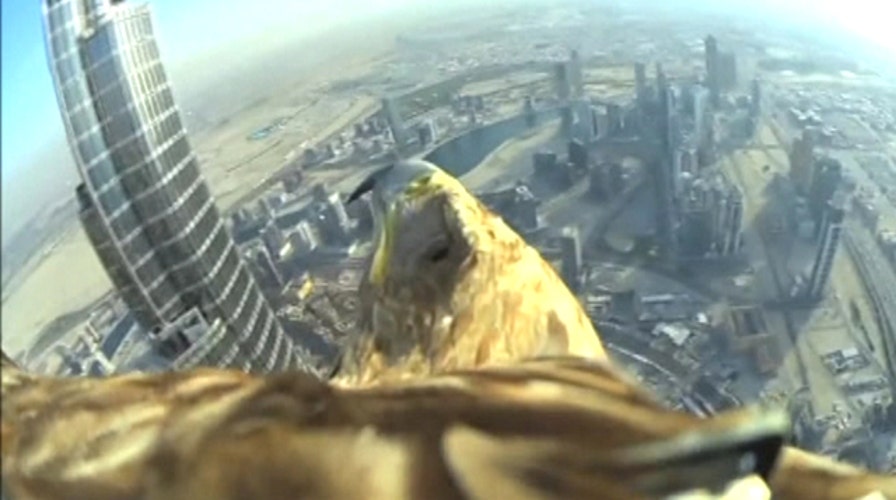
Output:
523,95,537,127
559,227,582,293
806,201,845,301
750,78,762,117
382,96,406,146
606,104,623,136
656,62,668,93
568,139,588,171
692,84,710,152
568,49,584,97
572,100,596,141
44,0,312,373
718,52,739,90
560,106,575,137
554,61,572,101
808,156,843,229
658,85,678,155
723,188,744,255
589,163,609,200
704,35,720,106
417,119,438,147
789,128,816,194
653,158,679,263
634,62,648,106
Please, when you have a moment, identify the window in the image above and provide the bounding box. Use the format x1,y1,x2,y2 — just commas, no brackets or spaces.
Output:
148,281,178,311
77,132,106,162
174,165,201,199
111,128,148,164
96,183,127,214
98,84,128,119
62,80,85,111
86,157,115,190
165,136,189,165
160,88,174,109
51,33,66,57
138,193,175,228
55,53,77,83
68,105,94,137
108,206,140,241
105,114,140,152
122,233,152,261
86,29,113,65
120,167,153,197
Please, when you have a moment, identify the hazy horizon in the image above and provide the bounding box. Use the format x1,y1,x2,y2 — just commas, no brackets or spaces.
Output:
2,0,895,247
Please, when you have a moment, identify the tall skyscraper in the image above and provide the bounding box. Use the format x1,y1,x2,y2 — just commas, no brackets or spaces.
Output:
381,96,407,146
723,188,744,255
568,49,584,98
704,35,720,106
806,201,845,301
808,156,843,230
718,52,739,90
750,78,762,117
44,0,313,373
692,84,710,149
554,62,572,101
789,128,816,195
559,227,582,293
634,62,647,106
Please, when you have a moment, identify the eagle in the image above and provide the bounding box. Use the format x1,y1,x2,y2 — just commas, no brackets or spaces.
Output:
334,160,607,385
1,161,893,499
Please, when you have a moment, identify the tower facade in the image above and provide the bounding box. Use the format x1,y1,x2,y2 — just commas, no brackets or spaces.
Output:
568,49,584,97
806,202,845,301
634,62,647,106
559,227,582,293
382,96,406,146
554,62,572,101
704,35,720,106
43,0,312,373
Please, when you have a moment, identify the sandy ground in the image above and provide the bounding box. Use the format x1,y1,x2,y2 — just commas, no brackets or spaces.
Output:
1,226,111,356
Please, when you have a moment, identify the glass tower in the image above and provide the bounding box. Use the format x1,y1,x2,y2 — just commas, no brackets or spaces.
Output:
44,0,313,374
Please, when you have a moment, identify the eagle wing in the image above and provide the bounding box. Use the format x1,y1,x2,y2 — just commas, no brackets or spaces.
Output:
3,354,893,500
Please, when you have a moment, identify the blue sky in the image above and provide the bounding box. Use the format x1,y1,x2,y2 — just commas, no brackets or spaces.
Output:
1,0,61,182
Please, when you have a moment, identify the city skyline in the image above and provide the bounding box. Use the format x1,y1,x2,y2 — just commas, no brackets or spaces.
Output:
3,0,896,184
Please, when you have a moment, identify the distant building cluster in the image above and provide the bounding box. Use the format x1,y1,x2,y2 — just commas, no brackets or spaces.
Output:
230,182,363,275
629,52,748,264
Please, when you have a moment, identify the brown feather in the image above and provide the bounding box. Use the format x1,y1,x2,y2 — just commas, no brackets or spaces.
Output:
4,357,893,500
